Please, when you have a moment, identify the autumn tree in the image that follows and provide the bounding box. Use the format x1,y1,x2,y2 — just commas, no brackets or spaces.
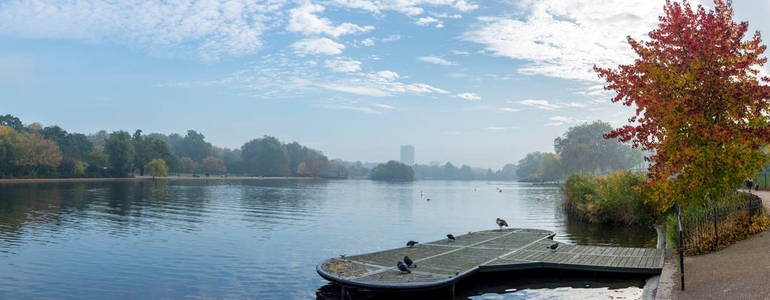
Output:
179,157,198,174
595,1,770,208
201,156,226,174
145,158,168,179
16,132,63,176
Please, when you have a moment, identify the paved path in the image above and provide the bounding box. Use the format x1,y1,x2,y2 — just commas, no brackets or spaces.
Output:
664,190,770,299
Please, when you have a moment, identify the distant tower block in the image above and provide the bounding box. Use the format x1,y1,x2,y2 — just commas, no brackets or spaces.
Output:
400,145,415,166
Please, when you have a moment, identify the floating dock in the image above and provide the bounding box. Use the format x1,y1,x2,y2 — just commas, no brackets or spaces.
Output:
317,228,664,291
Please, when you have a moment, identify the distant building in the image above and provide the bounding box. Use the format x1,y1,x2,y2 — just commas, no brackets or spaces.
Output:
400,145,415,166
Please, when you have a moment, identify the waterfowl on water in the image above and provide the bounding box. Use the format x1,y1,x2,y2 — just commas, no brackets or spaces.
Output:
397,261,411,274
496,218,509,231
447,234,455,241
404,255,416,268
406,240,418,248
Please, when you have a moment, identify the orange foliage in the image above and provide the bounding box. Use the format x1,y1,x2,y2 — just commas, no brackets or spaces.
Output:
595,1,770,209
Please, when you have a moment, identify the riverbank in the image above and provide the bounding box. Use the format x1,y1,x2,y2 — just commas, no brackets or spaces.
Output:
657,190,770,299
0,176,317,184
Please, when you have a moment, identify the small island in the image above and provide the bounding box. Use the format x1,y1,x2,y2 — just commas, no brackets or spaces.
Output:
369,160,415,181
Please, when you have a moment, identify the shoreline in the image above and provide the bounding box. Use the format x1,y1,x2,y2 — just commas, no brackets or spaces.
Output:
0,176,319,184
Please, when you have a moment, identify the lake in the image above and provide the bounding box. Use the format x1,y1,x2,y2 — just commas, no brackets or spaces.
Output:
0,179,655,299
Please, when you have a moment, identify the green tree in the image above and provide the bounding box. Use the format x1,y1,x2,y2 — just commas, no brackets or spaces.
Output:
554,121,641,175
86,147,109,177
0,114,24,131
176,130,212,162
145,158,168,178
370,161,415,181
241,136,289,176
0,125,24,177
104,131,135,177
65,133,93,162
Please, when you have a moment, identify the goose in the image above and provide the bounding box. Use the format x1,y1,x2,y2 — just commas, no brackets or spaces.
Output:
447,234,455,241
406,240,418,248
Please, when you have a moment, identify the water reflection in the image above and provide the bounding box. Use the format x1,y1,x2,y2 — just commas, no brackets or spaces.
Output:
0,180,655,299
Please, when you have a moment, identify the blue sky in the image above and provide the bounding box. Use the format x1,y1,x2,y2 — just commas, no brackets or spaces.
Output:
2,0,769,168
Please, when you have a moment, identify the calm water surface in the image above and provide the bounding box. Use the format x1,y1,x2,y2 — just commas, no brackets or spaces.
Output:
0,180,654,299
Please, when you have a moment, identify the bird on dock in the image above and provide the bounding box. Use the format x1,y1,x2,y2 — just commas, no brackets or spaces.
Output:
548,243,559,252
447,234,455,241
404,256,416,268
496,218,509,231
406,240,419,248
397,261,411,274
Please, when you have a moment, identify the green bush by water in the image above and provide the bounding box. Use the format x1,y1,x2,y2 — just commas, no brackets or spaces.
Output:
561,171,656,225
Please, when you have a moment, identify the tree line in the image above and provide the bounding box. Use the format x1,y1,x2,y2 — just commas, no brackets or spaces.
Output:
0,114,343,179
516,121,643,182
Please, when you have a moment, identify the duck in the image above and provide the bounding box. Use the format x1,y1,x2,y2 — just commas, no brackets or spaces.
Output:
496,218,509,231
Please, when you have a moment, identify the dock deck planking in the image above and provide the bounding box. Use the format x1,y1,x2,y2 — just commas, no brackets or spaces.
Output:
317,228,664,291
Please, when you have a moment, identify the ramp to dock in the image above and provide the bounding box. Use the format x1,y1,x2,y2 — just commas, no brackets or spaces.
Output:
317,228,664,291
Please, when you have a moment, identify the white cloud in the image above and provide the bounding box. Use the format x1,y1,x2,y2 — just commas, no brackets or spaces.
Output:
545,116,587,126
499,107,520,112
463,0,703,81
575,84,611,96
416,16,442,27
317,103,383,114
331,0,478,16
374,103,395,109
486,126,518,131
376,70,400,80
456,92,481,101
0,0,283,61
287,2,373,37
291,38,345,56
518,99,561,110
360,38,375,46
324,58,362,72
382,34,401,42
418,56,455,65
452,50,470,55
562,102,586,108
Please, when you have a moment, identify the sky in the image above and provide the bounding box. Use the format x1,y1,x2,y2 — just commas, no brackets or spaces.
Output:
2,0,770,169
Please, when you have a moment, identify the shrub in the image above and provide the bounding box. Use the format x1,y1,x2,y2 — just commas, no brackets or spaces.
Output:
562,171,655,225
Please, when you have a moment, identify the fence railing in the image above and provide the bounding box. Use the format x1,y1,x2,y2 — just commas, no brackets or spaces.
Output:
676,194,763,291
677,195,764,254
